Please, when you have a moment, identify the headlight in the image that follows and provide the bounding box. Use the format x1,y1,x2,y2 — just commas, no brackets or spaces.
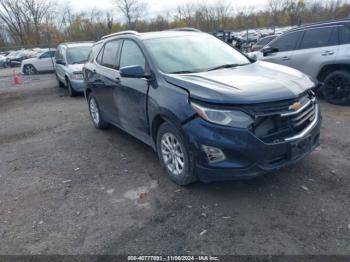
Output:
191,102,253,128
72,72,84,80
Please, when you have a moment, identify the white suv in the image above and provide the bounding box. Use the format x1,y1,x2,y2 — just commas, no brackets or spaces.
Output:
21,49,56,75
253,19,350,105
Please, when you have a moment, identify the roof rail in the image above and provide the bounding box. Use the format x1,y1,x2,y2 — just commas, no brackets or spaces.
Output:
61,41,95,45
168,27,201,32
101,30,139,40
296,18,350,29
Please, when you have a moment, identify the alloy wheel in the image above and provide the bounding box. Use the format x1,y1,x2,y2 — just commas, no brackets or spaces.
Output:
160,132,185,176
324,74,350,103
25,65,35,75
89,98,100,125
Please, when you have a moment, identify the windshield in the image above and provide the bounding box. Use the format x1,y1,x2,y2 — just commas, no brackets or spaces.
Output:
66,46,92,64
143,35,250,74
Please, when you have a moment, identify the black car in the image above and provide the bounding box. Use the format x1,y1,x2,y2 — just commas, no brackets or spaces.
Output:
83,29,321,185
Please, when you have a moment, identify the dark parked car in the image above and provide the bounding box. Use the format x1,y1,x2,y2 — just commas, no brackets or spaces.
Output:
83,29,321,185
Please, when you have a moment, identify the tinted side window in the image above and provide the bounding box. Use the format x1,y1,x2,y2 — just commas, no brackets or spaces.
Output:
119,40,146,70
299,27,337,49
270,31,301,52
339,26,350,44
101,40,121,69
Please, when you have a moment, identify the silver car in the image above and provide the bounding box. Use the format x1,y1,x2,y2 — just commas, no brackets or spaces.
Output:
254,19,350,105
55,42,93,97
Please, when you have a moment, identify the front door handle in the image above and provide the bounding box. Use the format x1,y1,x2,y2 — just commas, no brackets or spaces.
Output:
282,56,290,61
322,51,335,56
115,77,121,83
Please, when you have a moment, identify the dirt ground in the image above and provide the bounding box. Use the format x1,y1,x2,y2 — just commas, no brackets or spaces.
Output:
0,73,349,255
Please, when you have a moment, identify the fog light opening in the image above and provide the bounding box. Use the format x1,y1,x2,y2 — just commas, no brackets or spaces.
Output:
202,145,226,164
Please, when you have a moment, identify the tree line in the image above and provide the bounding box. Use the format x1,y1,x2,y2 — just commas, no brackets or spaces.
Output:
0,0,349,47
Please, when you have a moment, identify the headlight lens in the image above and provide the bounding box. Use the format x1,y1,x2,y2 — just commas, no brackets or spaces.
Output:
191,102,253,128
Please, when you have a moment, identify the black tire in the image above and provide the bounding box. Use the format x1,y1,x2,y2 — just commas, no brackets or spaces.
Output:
322,70,350,105
88,95,109,129
56,74,65,88
66,79,77,97
23,64,36,75
156,122,197,186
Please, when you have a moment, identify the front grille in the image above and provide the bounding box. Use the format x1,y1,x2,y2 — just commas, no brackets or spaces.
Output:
252,91,317,143
288,101,316,133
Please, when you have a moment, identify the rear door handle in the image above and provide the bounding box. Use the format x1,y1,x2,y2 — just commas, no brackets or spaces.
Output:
115,77,121,83
282,56,290,61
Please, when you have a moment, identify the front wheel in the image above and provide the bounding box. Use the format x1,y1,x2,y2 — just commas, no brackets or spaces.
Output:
88,95,109,129
67,79,77,97
322,70,350,105
156,122,197,186
23,64,36,75
56,74,65,88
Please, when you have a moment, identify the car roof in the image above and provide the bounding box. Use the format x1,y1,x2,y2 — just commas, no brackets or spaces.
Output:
289,18,350,33
60,42,94,48
99,29,208,43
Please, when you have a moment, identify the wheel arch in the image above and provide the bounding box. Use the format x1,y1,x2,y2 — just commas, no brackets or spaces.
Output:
317,64,350,82
150,110,185,148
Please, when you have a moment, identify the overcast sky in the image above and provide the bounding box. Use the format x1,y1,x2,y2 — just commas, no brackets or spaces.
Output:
67,0,269,18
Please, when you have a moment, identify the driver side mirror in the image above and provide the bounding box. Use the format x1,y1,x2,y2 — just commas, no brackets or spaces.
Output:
120,65,150,78
56,59,66,66
262,46,279,56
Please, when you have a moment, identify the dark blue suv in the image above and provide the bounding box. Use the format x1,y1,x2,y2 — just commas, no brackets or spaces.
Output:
83,29,321,185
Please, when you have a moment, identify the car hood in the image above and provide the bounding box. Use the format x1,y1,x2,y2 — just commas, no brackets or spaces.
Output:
164,61,315,104
67,64,84,72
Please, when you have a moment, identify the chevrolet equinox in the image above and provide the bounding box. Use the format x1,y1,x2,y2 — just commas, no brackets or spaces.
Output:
83,29,321,185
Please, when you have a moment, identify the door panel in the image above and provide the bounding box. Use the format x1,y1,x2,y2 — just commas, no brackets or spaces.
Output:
288,26,338,81
114,39,150,141
262,50,292,67
261,31,302,67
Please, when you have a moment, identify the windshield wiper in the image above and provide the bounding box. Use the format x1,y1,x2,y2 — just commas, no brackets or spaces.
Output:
207,64,240,71
169,70,195,74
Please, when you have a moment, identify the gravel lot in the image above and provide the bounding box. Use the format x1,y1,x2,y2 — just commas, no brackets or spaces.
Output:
0,72,349,255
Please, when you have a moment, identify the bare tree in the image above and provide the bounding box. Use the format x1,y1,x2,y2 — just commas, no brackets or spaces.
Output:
0,0,54,44
114,0,147,28
268,0,284,31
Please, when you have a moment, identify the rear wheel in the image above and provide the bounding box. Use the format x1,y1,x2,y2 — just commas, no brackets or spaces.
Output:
88,95,109,129
322,70,350,105
23,64,36,75
156,122,197,186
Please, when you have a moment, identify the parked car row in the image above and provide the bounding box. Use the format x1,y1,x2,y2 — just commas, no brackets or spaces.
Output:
0,49,50,69
214,26,294,52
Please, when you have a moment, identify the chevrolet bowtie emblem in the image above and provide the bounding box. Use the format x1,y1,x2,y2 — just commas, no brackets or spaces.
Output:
289,102,302,111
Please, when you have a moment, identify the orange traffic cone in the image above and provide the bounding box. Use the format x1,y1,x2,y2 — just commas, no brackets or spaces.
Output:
13,69,22,85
